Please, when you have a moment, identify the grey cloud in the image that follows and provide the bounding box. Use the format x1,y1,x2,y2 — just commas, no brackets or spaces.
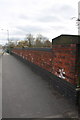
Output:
37,15,61,23
41,4,76,21
11,30,25,36
19,14,29,20
18,3,75,25
51,25,67,30
16,25,45,34
60,5,76,19
10,25,47,41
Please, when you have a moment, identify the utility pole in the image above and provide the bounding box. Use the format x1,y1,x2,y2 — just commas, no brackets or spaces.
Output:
7,30,9,42
0,28,10,53
78,1,80,35
7,29,10,54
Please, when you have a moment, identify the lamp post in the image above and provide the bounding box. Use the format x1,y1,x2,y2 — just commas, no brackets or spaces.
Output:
7,29,10,54
0,29,3,45
7,30,9,42
71,17,80,31
1,28,10,53
0,28,9,43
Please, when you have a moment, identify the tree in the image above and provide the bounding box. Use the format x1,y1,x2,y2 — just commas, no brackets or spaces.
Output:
35,39,43,47
34,34,50,47
17,40,28,48
43,40,52,47
0,44,2,49
36,34,48,43
8,41,15,48
4,41,15,53
25,33,34,47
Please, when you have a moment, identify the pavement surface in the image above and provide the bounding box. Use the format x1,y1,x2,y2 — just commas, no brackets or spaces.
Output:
2,53,79,118
0,54,2,119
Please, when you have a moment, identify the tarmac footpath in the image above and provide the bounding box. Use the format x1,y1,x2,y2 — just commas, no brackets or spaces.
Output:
0,54,2,119
2,54,79,118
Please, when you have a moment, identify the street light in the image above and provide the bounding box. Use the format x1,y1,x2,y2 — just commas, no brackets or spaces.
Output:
70,17,80,35
7,30,9,42
0,28,9,43
7,29,11,54
0,28,10,53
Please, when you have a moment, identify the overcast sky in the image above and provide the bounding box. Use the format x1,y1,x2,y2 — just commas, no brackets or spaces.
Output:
0,0,79,45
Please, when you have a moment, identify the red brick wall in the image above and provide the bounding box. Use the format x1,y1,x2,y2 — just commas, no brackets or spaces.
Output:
52,44,77,85
12,44,78,86
12,49,52,72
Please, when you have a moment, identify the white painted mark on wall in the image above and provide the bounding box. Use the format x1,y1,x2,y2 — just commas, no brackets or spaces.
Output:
58,69,65,79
